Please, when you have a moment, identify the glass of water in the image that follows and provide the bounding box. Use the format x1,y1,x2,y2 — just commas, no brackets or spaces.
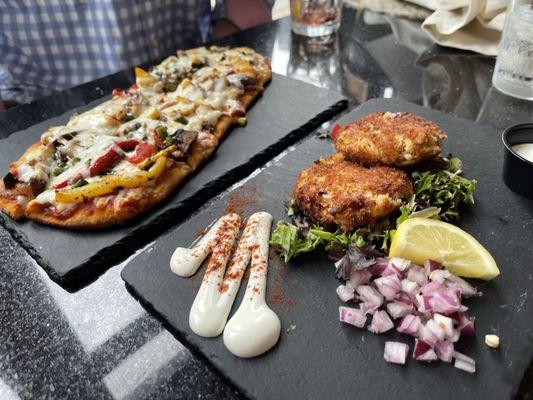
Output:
290,0,342,38
492,0,533,100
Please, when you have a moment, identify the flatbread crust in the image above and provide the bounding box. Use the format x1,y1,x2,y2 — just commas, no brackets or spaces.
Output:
24,161,192,229
186,131,219,170
2,47,271,229
0,141,45,219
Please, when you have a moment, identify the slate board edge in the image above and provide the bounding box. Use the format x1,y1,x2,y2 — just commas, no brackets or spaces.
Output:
0,99,347,290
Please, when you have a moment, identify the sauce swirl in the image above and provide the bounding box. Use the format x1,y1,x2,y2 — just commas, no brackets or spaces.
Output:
170,212,281,357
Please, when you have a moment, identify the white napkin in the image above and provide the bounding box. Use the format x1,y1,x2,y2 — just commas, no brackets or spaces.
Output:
405,0,509,55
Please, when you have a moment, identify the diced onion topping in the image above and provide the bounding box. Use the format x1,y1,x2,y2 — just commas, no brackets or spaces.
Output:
334,255,482,373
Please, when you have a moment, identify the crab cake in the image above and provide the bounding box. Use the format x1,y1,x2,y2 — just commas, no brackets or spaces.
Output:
335,111,446,167
293,154,413,231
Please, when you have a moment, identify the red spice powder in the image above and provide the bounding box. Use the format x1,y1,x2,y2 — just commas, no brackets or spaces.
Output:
224,184,258,216
219,283,229,294
192,284,200,291
267,251,294,310
195,228,207,237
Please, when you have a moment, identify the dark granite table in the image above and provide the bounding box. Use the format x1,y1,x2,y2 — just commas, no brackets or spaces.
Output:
0,7,531,400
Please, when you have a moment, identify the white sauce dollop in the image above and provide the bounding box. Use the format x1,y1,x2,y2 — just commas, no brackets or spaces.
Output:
512,143,533,163
169,212,281,358
223,212,281,358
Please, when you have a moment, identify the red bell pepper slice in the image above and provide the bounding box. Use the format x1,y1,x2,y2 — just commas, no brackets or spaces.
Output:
89,149,121,176
115,139,139,152
331,123,342,140
126,142,158,164
89,139,139,176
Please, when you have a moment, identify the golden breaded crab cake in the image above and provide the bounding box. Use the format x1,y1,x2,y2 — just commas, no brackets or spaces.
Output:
335,111,446,167
292,153,413,231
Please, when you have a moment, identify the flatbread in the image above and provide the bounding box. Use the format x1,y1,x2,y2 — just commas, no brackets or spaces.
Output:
0,46,271,229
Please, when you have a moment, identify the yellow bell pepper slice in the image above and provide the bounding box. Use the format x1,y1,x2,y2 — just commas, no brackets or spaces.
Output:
234,60,256,75
140,107,160,120
137,145,176,170
135,67,159,89
55,156,168,204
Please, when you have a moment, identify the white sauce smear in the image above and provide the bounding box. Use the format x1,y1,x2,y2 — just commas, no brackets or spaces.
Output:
170,212,281,358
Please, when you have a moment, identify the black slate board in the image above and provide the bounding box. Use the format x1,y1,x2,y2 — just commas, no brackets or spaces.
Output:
122,98,533,400
0,73,346,289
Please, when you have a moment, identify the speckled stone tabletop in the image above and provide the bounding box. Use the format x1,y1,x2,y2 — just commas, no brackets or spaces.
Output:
0,7,531,400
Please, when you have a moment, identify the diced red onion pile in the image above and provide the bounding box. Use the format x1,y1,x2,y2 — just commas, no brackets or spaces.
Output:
337,256,481,372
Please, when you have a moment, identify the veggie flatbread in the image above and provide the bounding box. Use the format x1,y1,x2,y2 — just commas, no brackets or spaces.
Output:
0,46,271,228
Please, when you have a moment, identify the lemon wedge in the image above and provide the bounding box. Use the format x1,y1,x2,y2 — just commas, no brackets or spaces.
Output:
389,218,499,280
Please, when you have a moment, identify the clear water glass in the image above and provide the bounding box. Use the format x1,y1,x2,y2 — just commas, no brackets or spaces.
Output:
290,0,342,37
492,0,533,100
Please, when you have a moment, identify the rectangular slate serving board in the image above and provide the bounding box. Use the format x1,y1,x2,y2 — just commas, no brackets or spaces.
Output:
0,73,346,289
122,98,533,400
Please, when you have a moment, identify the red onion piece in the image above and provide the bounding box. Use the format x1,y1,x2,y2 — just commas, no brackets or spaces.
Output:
454,358,476,373
368,310,394,334
360,302,379,315
356,285,384,307
407,265,428,286
339,306,367,328
417,294,433,313
454,351,476,373
388,257,411,272
370,258,389,276
417,349,438,362
429,269,448,283
394,291,415,307
401,279,420,297
433,313,455,339
424,259,442,275
336,285,355,302
349,268,372,287
381,263,402,278
418,324,439,347
426,319,446,341
429,289,461,315
387,301,412,319
413,339,438,362
374,274,402,301
421,281,442,296
458,313,476,336
435,340,454,362
397,314,421,336
384,341,409,365
449,329,460,343
445,274,481,299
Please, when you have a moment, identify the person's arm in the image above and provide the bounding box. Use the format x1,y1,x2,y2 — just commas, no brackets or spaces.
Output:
212,0,273,38
226,0,272,30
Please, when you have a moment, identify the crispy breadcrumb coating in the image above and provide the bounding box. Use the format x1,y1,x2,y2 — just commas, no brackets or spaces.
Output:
293,153,413,231
335,111,446,167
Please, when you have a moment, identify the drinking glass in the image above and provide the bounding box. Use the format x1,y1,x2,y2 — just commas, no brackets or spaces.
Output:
492,0,533,100
290,0,342,37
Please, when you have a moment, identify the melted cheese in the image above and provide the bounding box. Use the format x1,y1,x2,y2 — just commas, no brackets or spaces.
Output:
50,133,118,186
22,46,263,207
